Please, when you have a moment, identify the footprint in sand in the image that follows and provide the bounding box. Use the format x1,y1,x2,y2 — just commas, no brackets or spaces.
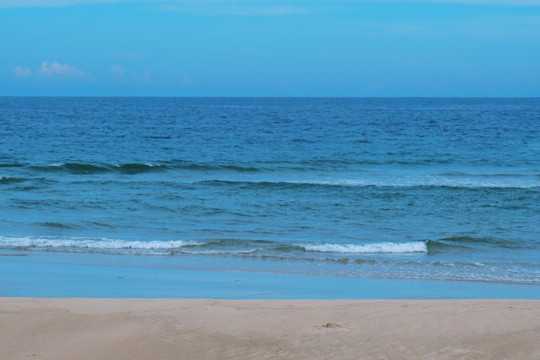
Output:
322,322,343,328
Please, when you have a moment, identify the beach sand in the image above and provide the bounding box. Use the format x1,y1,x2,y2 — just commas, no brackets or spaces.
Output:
1,298,538,360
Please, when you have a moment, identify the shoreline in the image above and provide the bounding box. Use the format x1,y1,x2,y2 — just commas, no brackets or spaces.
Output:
1,251,540,299
2,298,539,359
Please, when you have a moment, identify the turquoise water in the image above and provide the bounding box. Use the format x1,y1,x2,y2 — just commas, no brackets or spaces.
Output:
2,251,539,299
1,97,539,296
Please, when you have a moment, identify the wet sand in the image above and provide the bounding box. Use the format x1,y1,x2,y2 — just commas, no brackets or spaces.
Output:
1,298,539,360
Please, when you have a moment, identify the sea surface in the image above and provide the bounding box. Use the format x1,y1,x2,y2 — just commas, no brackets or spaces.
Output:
1,97,539,286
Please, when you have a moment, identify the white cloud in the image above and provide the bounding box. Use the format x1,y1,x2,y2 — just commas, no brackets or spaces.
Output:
13,66,32,77
111,64,126,76
39,61,92,78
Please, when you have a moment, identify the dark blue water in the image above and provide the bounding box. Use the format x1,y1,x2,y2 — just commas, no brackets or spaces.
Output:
1,97,539,284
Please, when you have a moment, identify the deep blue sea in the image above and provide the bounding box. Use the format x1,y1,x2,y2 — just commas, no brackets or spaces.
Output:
1,97,539,285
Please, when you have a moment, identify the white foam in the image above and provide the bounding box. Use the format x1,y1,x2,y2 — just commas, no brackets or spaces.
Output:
180,249,260,255
0,236,198,251
302,242,427,254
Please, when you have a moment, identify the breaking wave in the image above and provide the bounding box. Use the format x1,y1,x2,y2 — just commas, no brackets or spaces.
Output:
0,236,199,254
301,242,428,254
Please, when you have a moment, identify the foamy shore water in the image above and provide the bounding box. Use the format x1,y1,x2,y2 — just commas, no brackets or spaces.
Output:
1,250,539,299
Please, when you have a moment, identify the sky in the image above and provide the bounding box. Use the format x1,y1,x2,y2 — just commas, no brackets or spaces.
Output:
1,0,540,96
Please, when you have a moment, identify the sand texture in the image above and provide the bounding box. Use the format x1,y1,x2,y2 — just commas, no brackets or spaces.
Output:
1,298,539,360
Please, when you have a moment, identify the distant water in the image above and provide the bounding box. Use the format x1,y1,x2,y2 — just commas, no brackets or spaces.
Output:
1,97,539,284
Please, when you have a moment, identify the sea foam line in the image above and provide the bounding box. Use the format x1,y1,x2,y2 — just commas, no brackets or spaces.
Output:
301,242,428,254
0,236,199,250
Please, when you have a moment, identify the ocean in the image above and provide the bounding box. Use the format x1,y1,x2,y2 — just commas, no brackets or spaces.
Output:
1,97,539,292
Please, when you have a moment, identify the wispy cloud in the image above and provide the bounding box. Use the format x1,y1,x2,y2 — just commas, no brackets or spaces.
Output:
143,71,151,83
39,61,92,78
161,3,306,16
111,64,126,76
13,66,32,78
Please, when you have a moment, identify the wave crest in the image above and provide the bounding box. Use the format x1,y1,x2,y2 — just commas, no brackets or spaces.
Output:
0,236,198,252
301,242,428,254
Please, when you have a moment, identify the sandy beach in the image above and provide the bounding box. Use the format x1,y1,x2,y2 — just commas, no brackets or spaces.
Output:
1,298,538,360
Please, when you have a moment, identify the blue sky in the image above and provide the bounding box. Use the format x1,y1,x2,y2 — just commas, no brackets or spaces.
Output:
1,0,540,96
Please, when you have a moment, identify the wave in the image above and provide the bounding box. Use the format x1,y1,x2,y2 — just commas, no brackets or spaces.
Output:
0,235,527,257
30,163,111,174
301,242,428,254
271,158,456,167
0,236,428,256
0,236,199,253
37,222,78,230
426,236,522,252
439,171,539,179
0,236,268,256
176,249,261,255
10,160,540,188
29,163,107,174
113,163,166,174
0,176,27,184
26,161,260,175
29,162,166,175
300,236,522,255
163,160,260,173
194,179,540,190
